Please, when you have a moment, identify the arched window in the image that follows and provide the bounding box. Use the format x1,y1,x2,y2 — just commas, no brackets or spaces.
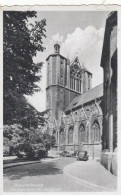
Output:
91,121,100,143
74,78,75,90
68,126,73,144
60,129,65,145
70,76,73,89
79,124,85,143
80,80,81,92
76,79,79,91
53,130,56,135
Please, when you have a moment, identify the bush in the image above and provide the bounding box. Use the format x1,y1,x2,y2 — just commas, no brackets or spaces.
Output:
15,142,47,160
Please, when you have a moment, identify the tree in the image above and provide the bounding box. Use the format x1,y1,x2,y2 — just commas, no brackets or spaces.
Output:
3,124,56,159
3,11,46,125
42,132,56,150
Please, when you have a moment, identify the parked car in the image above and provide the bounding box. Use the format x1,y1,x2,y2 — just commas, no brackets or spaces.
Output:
60,150,73,157
65,151,73,157
60,150,68,157
76,151,89,161
71,150,78,158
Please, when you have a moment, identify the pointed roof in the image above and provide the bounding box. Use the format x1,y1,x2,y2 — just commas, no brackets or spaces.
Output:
70,55,92,75
71,56,83,69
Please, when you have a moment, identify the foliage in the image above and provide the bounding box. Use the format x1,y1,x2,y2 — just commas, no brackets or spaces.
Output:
42,132,56,150
3,124,56,159
3,11,46,125
14,142,47,160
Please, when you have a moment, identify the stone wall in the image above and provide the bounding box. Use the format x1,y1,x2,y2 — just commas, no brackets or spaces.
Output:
100,11,117,175
55,98,103,159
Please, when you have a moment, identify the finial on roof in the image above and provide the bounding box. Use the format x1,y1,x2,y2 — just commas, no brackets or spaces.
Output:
76,52,78,57
54,42,60,54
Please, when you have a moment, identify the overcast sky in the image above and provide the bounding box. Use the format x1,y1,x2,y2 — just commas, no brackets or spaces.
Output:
26,11,110,112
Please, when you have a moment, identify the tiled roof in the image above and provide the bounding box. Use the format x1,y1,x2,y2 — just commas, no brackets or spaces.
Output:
65,83,103,113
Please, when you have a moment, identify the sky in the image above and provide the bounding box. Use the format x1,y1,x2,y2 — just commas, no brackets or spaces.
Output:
26,11,110,112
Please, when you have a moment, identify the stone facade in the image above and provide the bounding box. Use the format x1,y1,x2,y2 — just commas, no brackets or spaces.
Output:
46,44,92,121
100,11,117,175
56,97,103,158
46,44,103,159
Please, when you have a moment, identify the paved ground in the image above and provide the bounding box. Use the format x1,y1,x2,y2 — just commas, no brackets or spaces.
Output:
4,157,94,192
64,159,117,192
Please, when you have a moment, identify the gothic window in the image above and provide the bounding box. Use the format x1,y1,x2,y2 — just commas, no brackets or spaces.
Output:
77,79,79,92
74,78,75,90
60,129,65,144
80,80,81,92
70,76,72,89
68,126,73,144
79,124,85,143
91,121,100,143
65,64,67,86
71,77,74,89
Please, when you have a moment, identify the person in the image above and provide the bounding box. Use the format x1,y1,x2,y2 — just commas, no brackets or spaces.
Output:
76,151,79,160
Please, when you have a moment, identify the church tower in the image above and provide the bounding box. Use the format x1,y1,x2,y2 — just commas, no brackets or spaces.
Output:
46,44,92,121
46,44,68,120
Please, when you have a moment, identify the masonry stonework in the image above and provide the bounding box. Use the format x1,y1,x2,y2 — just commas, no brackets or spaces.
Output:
46,43,103,159
100,11,117,176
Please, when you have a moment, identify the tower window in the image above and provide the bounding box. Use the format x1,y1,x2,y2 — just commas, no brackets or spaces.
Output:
74,78,75,90
80,80,81,92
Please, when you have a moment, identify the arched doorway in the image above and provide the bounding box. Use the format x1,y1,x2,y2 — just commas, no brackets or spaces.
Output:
68,126,73,144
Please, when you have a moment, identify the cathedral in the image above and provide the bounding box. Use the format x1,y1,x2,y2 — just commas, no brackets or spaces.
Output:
46,43,103,158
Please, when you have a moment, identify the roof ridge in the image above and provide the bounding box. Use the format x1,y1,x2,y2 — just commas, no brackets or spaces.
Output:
84,83,103,93
64,83,103,113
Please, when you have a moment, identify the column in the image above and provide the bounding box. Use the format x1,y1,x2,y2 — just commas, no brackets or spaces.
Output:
87,119,91,144
81,79,83,94
56,130,58,144
65,126,69,145
67,60,70,88
57,128,60,152
75,79,77,91
109,114,113,152
73,78,74,90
